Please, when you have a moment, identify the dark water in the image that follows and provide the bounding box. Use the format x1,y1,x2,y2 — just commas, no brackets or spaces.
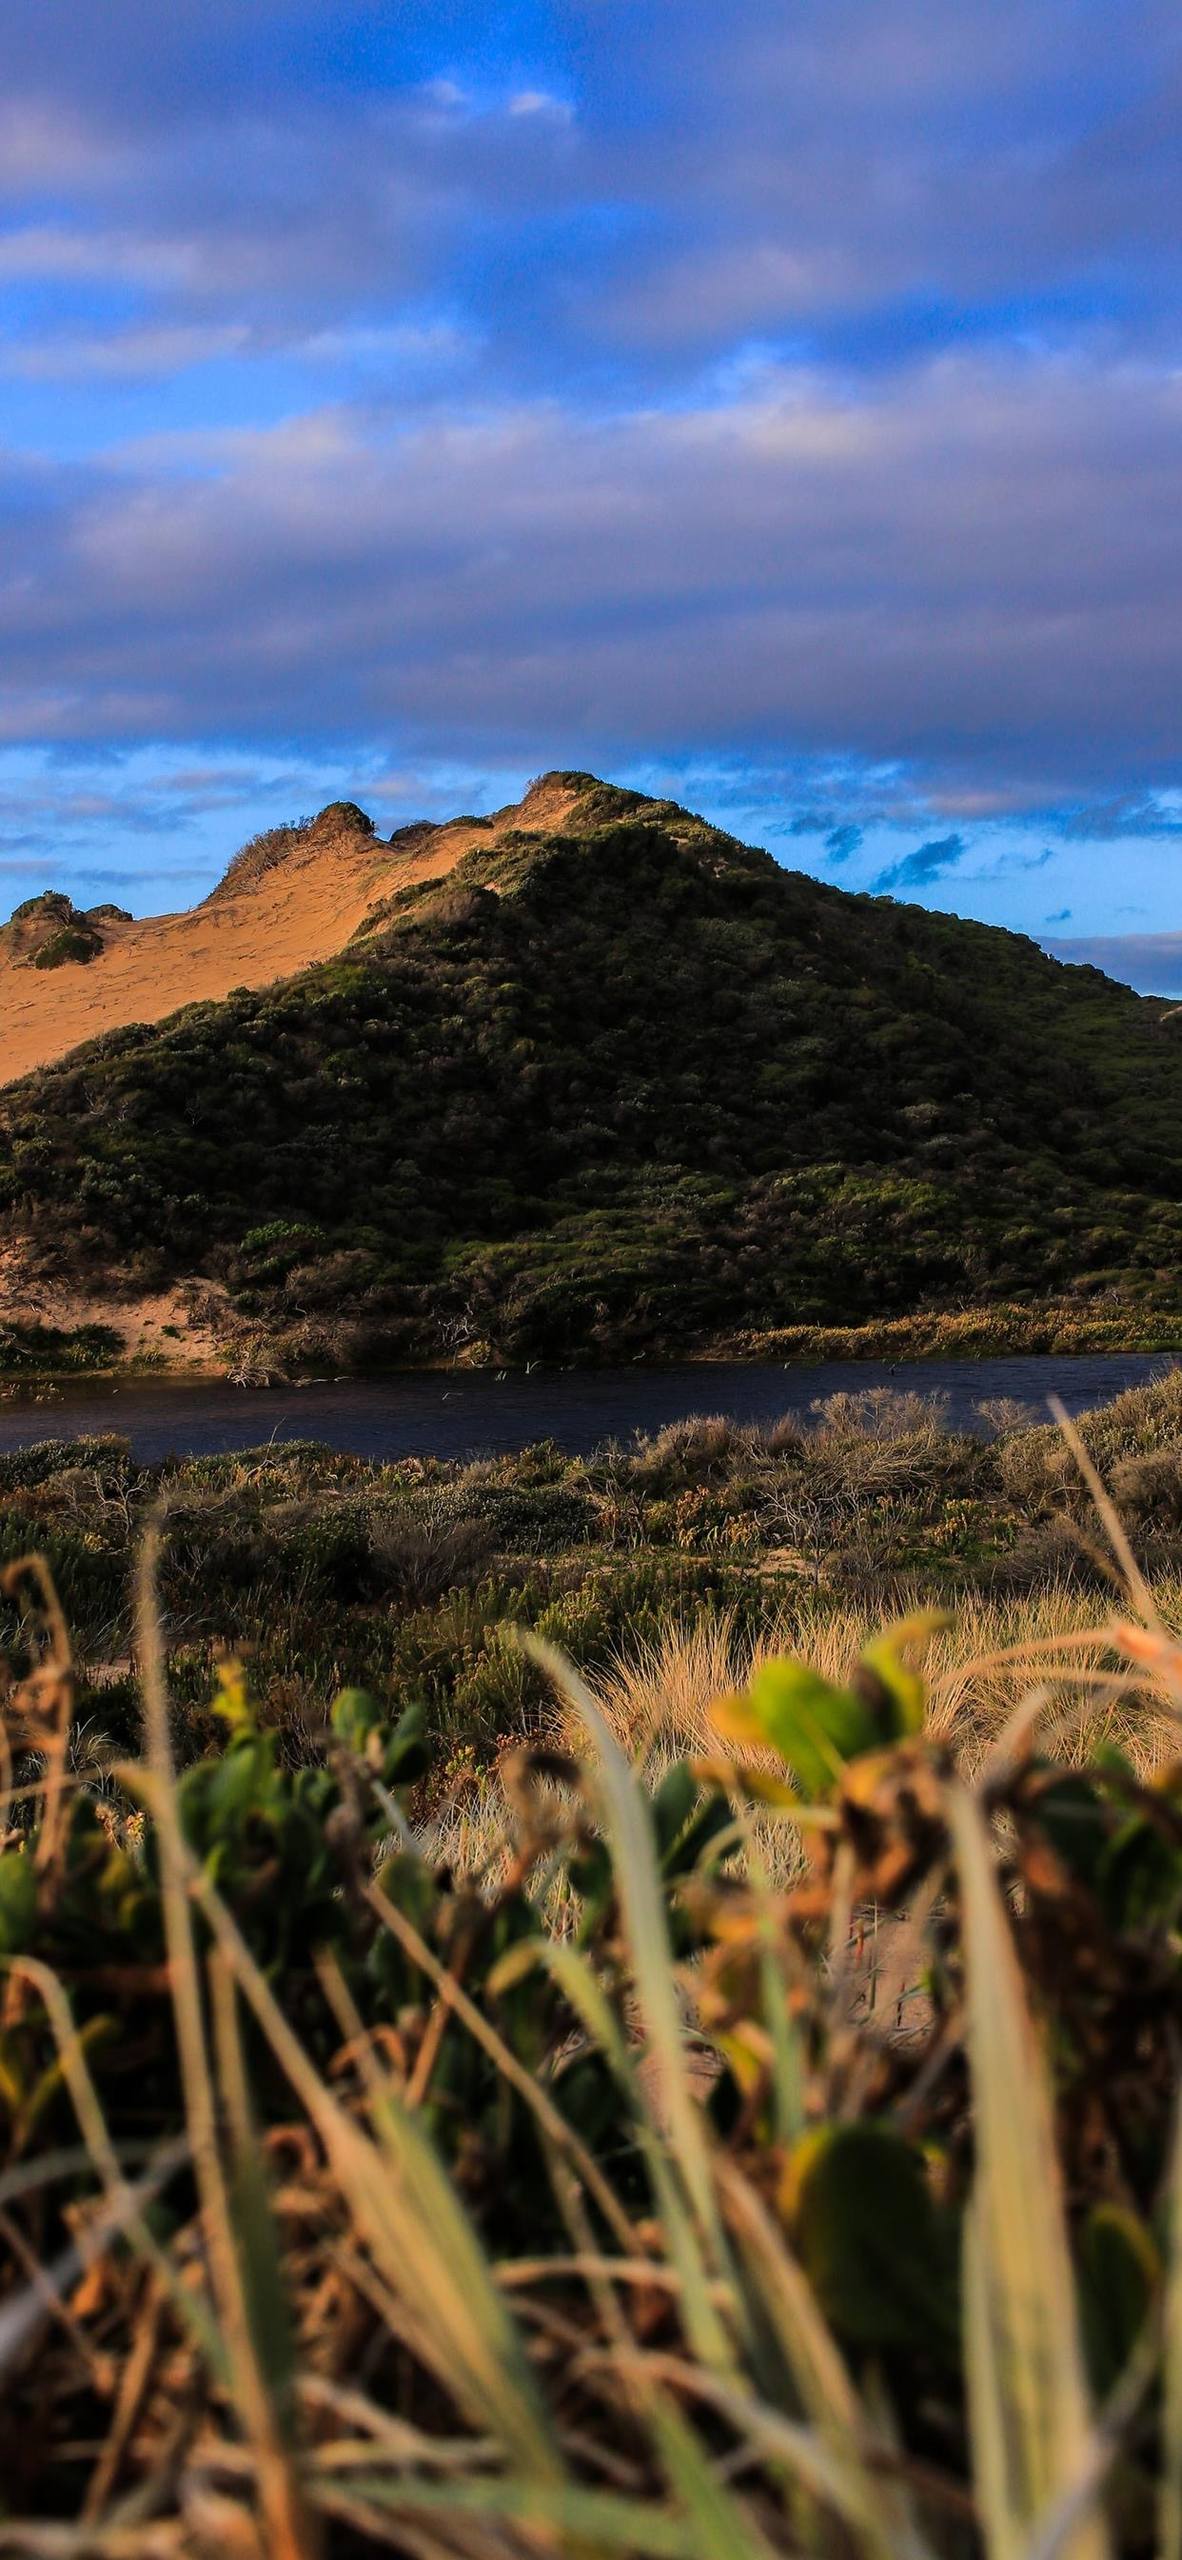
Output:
0,1354,1173,1466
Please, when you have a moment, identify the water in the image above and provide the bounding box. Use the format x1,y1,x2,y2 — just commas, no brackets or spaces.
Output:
0,1353,1172,1466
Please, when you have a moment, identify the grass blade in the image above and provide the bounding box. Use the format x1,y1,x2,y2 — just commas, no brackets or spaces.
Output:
135,1520,319,2558
524,1641,721,2238
716,2160,935,2560
185,1854,563,2484
946,1785,1110,2560
525,1634,739,2373
647,2394,778,2558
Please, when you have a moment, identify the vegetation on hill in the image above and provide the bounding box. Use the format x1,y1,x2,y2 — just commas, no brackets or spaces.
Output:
1,1400,1180,2549
1,777,1180,1369
210,798,377,898
2,889,130,973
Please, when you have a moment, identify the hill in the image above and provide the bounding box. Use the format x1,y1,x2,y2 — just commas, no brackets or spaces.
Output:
1,770,1181,1371
0,773,598,1088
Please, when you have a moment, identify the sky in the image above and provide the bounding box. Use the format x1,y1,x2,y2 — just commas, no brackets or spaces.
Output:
1,0,1180,987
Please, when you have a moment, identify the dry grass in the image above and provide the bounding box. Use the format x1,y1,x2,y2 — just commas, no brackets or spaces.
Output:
5,1402,1182,2552
425,1578,1182,1886
575,1579,1182,1785
5,1550,1182,2551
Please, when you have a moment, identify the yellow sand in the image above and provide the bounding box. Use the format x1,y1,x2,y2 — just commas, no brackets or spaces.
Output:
0,775,585,1089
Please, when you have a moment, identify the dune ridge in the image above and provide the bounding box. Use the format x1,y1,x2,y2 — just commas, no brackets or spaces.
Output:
0,772,594,1088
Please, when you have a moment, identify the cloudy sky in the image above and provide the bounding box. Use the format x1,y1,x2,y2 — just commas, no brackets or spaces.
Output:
1,0,1180,985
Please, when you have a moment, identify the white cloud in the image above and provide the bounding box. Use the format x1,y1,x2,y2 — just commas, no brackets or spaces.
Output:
0,0,1178,881
507,89,573,122
3,314,472,382
0,100,123,192
418,78,468,112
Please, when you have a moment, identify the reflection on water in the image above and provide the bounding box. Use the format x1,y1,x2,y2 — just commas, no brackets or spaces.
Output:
0,1353,1174,1465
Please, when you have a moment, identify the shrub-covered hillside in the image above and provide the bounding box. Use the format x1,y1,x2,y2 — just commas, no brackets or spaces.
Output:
2,774,1181,1366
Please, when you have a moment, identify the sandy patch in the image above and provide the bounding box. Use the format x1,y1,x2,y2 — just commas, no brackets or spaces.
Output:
0,776,589,1090
0,1241,232,1371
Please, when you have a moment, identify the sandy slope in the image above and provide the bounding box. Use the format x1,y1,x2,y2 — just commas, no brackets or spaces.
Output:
0,1244,233,1371
0,775,586,1089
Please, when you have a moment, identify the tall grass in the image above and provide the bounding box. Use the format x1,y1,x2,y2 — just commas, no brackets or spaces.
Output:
582,1582,1182,1780
1,1487,1181,2549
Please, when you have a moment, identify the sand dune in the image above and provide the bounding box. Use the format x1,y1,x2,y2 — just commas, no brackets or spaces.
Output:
0,775,587,1089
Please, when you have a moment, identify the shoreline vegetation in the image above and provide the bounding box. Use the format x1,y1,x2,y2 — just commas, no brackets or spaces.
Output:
1,1366,1181,2546
4,1368,1182,1776
3,1299,1182,1392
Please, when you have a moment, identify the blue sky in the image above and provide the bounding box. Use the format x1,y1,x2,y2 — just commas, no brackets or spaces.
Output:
1,0,1181,986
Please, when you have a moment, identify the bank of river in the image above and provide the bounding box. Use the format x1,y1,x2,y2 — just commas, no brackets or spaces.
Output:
0,1352,1172,1465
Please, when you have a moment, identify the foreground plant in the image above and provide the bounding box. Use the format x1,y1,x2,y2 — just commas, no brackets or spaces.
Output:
0,1477,1180,2555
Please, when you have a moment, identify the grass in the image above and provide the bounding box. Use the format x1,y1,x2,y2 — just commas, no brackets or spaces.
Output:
4,1368,1181,1784
0,1370,1179,2543
0,1322,125,1381
0,1461,1181,2549
588,1582,1182,1777
418,1580,1181,1891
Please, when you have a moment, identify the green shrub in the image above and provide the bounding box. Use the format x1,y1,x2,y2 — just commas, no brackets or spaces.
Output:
31,923,102,968
1,1561,1181,2548
4,795,1182,1363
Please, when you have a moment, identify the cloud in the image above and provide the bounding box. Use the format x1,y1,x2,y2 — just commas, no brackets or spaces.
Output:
873,834,968,892
1045,931,1182,996
507,90,573,123
0,354,1176,810
4,315,471,382
418,80,468,114
0,0,1179,890
1,0,1178,391
1055,792,1182,839
0,99,125,191
0,224,196,286
6,322,253,379
1045,906,1072,923
566,1,1182,376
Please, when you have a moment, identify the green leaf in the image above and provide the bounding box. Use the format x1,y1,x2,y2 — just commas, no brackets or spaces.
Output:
653,1759,699,1856
654,1760,734,1875
0,1851,38,1957
744,1658,876,1799
788,2120,959,2362
384,1695,430,1785
855,1608,951,1739
1078,2205,1159,2400
330,1685,385,1751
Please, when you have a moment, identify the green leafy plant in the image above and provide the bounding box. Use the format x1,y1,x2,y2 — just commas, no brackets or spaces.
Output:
0,1502,1181,2553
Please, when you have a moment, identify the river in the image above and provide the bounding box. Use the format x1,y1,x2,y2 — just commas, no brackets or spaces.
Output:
0,1352,1172,1465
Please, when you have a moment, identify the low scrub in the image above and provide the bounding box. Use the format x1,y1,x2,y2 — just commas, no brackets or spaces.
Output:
0,1440,1180,2550
0,1322,124,1379
4,1376,1182,1785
